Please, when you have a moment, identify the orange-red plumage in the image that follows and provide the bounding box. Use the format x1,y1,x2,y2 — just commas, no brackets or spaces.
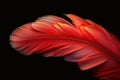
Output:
10,14,120,80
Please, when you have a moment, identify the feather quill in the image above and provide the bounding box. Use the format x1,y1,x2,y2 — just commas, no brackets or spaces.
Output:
10,14,120,80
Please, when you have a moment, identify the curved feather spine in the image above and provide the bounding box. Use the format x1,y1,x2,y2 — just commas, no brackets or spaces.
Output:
10,14,120,80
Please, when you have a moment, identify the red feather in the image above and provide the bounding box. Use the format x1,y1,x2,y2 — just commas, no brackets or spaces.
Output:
10,14,120,80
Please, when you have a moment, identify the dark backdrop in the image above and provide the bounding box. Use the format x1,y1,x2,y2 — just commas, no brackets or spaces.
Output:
1,0,120,80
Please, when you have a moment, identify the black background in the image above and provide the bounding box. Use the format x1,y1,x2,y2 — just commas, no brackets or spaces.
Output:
1,0,120,80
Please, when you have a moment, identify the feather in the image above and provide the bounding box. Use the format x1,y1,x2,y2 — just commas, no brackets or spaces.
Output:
10,14,120,80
